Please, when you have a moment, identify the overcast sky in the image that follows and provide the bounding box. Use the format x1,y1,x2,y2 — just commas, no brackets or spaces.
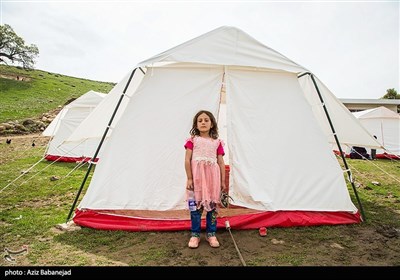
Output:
1,0,399,99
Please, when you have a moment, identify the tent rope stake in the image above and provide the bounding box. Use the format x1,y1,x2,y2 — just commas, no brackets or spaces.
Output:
66,68,139,222
225,220,246,266
306,72,366,222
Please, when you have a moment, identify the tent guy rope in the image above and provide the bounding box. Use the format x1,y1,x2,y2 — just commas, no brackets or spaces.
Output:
225,220,246,266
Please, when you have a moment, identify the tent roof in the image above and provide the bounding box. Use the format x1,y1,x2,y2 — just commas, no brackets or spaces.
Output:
137,26,308,73
64,90,106,108
353,106,400,120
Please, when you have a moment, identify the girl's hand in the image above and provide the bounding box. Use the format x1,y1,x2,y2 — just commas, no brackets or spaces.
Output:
186,179,194,190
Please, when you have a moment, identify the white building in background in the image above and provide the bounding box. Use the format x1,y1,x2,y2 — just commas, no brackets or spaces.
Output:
340,98,400,113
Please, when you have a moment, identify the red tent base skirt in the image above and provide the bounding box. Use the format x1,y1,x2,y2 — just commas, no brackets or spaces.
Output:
333,150,399,160
73,208,361,231
45,155,99,163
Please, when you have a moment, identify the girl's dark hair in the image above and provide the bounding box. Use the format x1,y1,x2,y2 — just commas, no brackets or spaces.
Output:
189,110,219,139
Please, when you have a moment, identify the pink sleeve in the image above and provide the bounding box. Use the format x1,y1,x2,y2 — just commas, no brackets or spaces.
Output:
184,138,193,150
217,140,225,156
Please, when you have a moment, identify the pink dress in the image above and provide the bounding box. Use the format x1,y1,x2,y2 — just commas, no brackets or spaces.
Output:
185,136,225,212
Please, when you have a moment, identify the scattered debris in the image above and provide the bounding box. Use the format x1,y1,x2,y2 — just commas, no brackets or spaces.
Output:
50,176,59,181
385,192,394,199
4,254,16,263
5,245,28,256
55,220,81,232
271,238,284,244
371,181,381,186
3,245,28,263
330,243,344,249
38,237,52,242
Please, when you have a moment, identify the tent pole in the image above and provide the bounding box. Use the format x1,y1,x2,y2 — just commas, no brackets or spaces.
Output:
305,72,366,222
66,68,141,222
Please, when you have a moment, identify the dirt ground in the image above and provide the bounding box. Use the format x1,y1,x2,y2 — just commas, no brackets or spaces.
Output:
1,134,399,267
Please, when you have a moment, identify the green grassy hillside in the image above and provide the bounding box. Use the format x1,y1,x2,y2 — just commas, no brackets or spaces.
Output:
0,65,115,124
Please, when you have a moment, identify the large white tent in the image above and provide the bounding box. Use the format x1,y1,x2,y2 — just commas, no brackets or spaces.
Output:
71,26,382,231
353,106,400,159
42,90,106,162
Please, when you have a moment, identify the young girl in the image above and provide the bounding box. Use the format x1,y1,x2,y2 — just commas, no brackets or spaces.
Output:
184,110,226,249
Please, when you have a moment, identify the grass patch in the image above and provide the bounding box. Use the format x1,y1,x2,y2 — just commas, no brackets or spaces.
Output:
274,254,305,266
0,65,115,124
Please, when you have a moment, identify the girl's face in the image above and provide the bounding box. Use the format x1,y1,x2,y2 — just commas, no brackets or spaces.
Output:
197,113,213,134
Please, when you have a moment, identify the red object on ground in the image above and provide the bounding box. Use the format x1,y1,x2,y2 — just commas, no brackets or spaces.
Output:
259,227,267,236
